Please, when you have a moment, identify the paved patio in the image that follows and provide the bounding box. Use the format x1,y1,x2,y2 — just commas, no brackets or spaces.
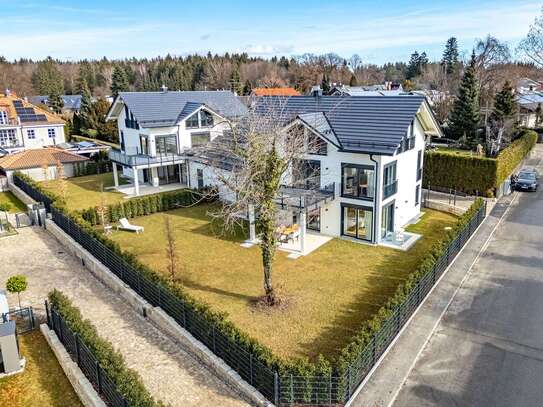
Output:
0,222,248,407
111,182,186,198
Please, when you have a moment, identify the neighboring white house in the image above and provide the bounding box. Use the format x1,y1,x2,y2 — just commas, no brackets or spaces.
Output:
105,89,247,196
0,147,89,182
191,95,442,251
0,93,66,156
329,82,404,96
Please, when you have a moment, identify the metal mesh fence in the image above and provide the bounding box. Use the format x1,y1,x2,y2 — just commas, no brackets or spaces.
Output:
46,302,128,407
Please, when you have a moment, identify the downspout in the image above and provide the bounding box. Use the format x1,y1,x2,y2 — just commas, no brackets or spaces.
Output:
370,154,379,244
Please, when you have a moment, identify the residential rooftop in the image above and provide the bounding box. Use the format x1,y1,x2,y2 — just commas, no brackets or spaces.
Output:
0,147,88,170
252,87,301,96
0,94,65,126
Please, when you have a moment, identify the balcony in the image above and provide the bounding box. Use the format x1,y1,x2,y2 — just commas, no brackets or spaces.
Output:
383,180,397,199
108,147,185,168
275,182,336,210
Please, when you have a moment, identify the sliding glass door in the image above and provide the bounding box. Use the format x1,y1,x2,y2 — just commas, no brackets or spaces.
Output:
342,205,373,241
381,202,394,238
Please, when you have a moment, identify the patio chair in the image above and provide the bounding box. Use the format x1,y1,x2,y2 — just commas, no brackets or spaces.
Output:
117,218,144,234
288,224,300,243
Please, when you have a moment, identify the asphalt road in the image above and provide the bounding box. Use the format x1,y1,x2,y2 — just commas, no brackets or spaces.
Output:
394,153,543,407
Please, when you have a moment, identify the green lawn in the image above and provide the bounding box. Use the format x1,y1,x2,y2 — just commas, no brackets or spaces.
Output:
40,173,127,211
0,191,27,213
0,330,82,407
109,204,458,361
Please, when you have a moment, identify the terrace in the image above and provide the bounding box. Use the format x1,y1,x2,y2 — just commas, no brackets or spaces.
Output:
108,203,458,360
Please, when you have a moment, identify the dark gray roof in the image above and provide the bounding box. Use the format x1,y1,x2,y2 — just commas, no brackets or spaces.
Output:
118,91,247,128
254,95,428,154
29,95,82,110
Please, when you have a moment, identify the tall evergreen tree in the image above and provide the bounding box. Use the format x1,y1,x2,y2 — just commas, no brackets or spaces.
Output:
49,91,64,114
441,37,459,75
406,51,421,79
79,79,93,128
492,81,516,121
229,68,243,95
32,57,64,95
321,74,330,93
349,74,358,87
448,51,481,147
242,79,252,96
111,65,129,97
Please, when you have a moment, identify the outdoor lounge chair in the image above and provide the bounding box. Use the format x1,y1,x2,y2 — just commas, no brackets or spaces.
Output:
117,218,144,233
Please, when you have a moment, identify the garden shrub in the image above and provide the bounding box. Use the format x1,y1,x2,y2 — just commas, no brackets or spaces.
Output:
423,130,537,197
48,290,163,407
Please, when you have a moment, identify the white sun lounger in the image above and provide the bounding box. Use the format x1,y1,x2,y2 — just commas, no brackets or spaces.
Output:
117,217,144,233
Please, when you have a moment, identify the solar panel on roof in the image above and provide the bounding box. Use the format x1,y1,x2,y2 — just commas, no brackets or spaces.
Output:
36,114,47,121
12,100,23,107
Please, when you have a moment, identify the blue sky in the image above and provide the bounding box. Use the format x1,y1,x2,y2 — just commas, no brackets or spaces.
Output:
1,0,540,64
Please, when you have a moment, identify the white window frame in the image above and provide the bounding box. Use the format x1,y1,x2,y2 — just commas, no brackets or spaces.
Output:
0,111,7,125
47,128,56,138
27,129,36,139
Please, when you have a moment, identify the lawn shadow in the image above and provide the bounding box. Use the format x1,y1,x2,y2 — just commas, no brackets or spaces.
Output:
182,277,257,302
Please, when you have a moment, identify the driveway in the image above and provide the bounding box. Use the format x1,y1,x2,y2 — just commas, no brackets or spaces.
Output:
393,151,543,406
0,225,248,407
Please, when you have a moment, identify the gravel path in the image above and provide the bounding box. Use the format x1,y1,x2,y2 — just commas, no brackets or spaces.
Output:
0,224,249,407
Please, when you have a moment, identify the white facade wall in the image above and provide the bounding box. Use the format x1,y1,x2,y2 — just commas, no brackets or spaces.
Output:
5,163,76,183
1,124,65,153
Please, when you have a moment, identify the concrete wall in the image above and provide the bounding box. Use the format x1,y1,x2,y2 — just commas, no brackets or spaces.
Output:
40,324,107,407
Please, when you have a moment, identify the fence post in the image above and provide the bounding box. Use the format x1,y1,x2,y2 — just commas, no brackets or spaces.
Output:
45,300,50,328
274,371,280,406
249,354,254,385
96,361,102,394
212,326,216,353
75,334,81,366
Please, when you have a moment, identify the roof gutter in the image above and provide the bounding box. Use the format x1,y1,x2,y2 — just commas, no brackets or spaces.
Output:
369,153,379,244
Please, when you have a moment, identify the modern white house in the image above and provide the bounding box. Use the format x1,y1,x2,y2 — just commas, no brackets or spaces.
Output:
0,93,66,156
105,89,247,196
191,95,442,253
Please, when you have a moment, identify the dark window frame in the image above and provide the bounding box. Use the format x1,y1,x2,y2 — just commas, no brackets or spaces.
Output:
185,112,199,129
190,131,211,147
415,184,420,206
307,131,328,156
341,163,376,201
383,161,398,199
340,203,374,242
416,150,422,181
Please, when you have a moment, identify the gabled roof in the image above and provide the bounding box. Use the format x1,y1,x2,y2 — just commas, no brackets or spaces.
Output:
297,112,341,147
29,95,83,110
107,90,248,128
252,87,301,96
516,92,543,111
0,94,65,126
0,148,88,170
254,95,440,155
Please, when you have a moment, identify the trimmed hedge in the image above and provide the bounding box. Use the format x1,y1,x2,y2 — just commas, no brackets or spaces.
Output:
423,130,537,196
48,289,164,407
79,187,216,226
14,171,63,205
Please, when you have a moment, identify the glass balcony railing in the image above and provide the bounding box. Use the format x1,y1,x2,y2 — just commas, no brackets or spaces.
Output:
383,180,397,199
108,147,185,167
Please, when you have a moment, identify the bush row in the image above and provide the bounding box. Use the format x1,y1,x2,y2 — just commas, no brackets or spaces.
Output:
48,289,163,407
14,171,63,206
423,130,538,197
79,187,216,225
335,198,485,392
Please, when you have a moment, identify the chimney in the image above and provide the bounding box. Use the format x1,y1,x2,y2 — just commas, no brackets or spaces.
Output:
5,89,10,97
310,85,323,97
160,84,168,93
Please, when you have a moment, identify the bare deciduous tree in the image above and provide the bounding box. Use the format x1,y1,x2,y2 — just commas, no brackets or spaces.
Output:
518,8,543,68
195,98,325,305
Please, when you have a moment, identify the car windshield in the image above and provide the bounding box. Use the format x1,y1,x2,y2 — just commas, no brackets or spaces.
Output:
519,173,536,181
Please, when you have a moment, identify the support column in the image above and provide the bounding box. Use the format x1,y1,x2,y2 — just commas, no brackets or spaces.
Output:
133,168,140,196
112,163,119,187
248,204,256,243
300,211,307,254
151,167,159,187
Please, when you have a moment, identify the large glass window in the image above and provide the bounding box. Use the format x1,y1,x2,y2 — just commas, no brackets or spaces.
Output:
383,162,397,199
186,113,199,129
308,132,327,155
342,164,375,199
381,202,394,238
156,134,178,155
200,110,214,127
293,159,321,189
0,129,19,147
342,205,373,241
191,132,211,147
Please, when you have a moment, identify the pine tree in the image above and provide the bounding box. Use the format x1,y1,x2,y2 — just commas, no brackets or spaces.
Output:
229,68,243,95
32,57,64,96
321,74,330,93
406,51,421,79
242,79,252,95
49,91,64,114
441,37,459,75
111,65,129,97
493,81,516,121
79,78,93,129
349,74,358,87
448,51,481,147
